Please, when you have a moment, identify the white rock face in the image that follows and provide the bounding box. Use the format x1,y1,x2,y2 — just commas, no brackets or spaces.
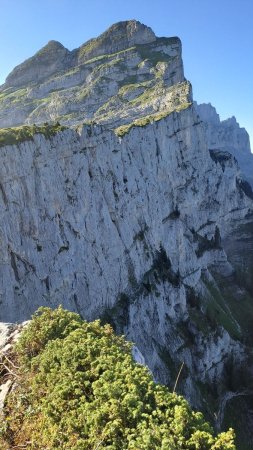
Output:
0,108,250,323
195,102,253,186
0,106,252,420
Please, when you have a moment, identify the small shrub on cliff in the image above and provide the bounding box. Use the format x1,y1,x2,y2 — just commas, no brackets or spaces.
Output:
1,306,236,449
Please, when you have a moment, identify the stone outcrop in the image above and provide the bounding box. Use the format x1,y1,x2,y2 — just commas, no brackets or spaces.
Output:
77,20,156,63
195,102,253,187
5,41,72,88
0,322,25,414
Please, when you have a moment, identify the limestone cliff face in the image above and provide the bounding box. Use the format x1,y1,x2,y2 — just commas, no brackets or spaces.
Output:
1,20,253,448
0,109,250,324
0,108,253,445
195,102,253,187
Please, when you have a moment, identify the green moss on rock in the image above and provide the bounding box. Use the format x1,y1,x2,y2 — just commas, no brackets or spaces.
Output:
0,122,67,148
115,102,191,137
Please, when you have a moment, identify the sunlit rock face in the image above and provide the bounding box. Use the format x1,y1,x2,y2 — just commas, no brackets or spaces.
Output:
195,102,253,187
0,108,251,324
0,20,185,129
1,20,253,448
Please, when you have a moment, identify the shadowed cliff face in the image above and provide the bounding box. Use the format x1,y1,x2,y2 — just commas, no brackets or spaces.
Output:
0,19,253,449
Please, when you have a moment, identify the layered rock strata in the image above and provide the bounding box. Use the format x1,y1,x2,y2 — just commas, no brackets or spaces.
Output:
0,20,185,129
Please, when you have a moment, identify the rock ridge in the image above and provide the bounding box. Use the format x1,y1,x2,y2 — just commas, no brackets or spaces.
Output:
195,102,253,187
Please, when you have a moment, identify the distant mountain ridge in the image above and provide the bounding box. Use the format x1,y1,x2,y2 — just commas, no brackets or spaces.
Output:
195,102,253,187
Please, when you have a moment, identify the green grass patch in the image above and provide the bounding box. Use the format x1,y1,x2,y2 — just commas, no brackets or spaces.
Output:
115,102,191,137
0,123,67,148
0,87,28,103
203,280,241,339
211,271,253,342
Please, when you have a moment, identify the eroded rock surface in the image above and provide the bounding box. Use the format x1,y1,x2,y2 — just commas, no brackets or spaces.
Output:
0,20,253,448
195,102,253,187
0,20,185,130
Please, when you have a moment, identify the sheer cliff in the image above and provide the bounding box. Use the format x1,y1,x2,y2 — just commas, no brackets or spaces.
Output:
0,20,253,449
195,102,253,187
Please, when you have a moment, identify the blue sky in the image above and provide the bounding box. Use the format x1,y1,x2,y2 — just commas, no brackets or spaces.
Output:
0,0,252,146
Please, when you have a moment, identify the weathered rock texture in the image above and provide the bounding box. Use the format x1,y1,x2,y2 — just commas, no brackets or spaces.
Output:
0,20,186,129
0,20,253,449
195,102,253,187
0,112,253,446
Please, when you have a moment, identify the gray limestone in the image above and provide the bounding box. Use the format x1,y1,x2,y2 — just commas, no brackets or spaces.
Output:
195,102,253,186
0,21,184,129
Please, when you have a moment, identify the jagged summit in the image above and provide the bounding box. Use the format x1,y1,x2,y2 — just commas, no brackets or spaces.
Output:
195,102,253,186
5,39,71,88
0,20,187,129
77,20,156,63
43,39,66,49
3,20,167,89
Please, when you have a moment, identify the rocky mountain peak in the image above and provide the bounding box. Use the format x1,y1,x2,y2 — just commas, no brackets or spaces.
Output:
5,40,70,88
0,20,185,130
42,40,66,50
103,19,156,45
195,102,253,186
77,19,156,63
1,20,253,447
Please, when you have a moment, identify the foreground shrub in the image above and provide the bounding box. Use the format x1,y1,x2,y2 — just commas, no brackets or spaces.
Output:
0,306,236,449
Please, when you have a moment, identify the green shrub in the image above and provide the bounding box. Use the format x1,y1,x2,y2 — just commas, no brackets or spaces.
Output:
1,307,235,449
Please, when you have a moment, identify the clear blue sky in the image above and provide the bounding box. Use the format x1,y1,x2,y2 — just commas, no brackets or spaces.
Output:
0,0,252,146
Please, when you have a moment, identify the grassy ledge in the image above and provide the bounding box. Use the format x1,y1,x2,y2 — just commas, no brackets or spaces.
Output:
0,122,67,148
115,102,192,137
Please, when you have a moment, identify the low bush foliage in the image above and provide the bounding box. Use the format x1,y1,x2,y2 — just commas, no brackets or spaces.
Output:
0,306,236,449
